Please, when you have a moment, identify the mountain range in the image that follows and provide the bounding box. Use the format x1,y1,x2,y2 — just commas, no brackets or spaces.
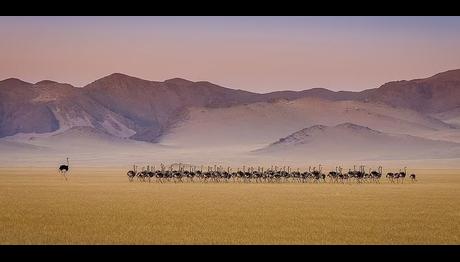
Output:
1,69,460,166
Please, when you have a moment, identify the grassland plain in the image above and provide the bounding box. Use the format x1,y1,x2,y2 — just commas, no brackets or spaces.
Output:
0,167,459,244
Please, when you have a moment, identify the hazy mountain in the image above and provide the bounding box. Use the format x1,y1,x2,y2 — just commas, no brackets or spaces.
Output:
160,97,454,148
1,69,459,144
365,69,460,113
82,73,264,142
254,123,460,161
0,78,60,137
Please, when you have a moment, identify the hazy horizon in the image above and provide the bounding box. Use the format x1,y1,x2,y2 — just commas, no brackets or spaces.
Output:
1,16,460,92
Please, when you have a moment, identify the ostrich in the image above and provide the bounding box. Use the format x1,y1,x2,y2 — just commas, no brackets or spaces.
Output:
311,164,323,183
59,158,70,180
410,174,417,182
337,166,346,183
386,172,395,183
190,171,197,183
127,165,137,182
137,167,148,182
155,170,165,183
398,167,407,183
370,166,382,183
351,165,365,183
328,167,339,183
146,168,155,183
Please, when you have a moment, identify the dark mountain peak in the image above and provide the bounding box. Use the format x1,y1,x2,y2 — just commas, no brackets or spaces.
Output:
336,122,365,129
299,124,328,132
271,125,327,145
293,123,379,138
298,123,374,133
101,72,147,82
84,73,157,88
378,80,407,88
0,78,31,86
334,122,380,133
106,72,133,79
164,78,194,86
309,124,328,129
33,80,76,91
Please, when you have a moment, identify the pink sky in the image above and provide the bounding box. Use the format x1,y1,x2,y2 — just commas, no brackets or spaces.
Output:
1,16,460,92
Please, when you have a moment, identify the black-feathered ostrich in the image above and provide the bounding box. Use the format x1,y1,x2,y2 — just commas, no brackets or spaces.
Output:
127,165,137,182
311,164,325,183
398,167,407,183
59,158,70,180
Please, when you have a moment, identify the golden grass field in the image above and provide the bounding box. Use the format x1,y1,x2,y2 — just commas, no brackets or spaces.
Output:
0,167,459,244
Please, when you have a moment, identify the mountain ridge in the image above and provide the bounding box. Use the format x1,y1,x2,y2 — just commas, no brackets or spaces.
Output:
1,69,459,142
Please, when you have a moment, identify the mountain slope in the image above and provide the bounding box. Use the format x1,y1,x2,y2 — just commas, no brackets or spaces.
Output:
160,97,455,148
0,78,60,137
431,107,460,127
365,69,460,113
254,123,460,161
82,73,265,141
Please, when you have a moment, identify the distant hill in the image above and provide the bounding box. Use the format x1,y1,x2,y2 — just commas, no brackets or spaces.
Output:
254,123,460,161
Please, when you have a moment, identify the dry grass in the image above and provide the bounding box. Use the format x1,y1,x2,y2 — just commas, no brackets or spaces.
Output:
0,167,459,244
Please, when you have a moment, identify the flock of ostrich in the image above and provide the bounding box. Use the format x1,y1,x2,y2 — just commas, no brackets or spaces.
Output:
56,158,417,184
126,164,417,184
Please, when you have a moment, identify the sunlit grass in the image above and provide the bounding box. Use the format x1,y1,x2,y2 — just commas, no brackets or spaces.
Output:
0,168,459,244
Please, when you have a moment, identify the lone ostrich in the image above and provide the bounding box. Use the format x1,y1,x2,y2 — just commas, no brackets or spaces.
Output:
59,158,70,180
